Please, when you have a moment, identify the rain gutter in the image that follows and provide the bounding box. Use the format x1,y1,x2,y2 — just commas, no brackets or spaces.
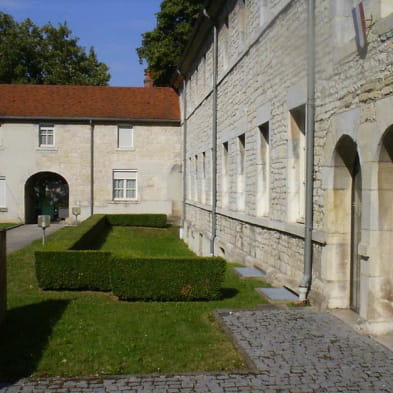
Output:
299,0,316,301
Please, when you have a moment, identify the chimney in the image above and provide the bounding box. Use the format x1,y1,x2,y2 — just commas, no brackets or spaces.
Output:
144,70,154,88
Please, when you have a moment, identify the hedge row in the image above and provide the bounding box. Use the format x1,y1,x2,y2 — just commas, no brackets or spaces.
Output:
105,214,167,228
35,214,226,301
36,251,112,291
111,257,226,301
35,255,226,301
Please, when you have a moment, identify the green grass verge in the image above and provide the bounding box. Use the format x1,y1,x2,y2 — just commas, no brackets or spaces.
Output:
1,227,270,381
100,226,195,257
0,223,19,229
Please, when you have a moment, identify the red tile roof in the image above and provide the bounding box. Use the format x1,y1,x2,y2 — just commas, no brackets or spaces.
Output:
0,84,180,121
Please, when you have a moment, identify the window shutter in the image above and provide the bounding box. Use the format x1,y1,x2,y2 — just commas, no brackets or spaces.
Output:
118,127,133,148
0,179,6,208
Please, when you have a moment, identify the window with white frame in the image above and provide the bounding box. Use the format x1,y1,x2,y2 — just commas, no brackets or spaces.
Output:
0,178,6,208
201,152,206,204
256,122,270,216
237,134,246,211
117,126,133,149
288,105,305,222
113,170,137,201
39,125,54,147
221,142,229,208
194,154,199,202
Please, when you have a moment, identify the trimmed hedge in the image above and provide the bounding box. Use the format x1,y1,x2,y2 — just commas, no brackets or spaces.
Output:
106,214,167,228
71,215,109,250
111,257,226,301
36,251,112,291
35,214,226,301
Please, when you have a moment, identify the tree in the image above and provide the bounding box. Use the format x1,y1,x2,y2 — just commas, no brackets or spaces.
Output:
0,12,110,85
137,0,204,86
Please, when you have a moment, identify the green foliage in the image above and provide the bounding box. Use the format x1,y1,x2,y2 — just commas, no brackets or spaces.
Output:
0,12,110,85
106,214,167,228
71,215,109,250
4,226,269,378
43,214,107,251
111,257,226,301
35,251,112,291
136,0,204,86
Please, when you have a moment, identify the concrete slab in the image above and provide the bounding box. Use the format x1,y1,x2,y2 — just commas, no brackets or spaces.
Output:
256,287,299,301
232,267,266,278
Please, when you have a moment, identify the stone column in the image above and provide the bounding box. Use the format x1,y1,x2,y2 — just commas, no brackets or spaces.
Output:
0,230,6,325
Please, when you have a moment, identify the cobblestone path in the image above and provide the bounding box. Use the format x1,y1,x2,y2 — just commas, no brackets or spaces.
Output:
1,308,393,393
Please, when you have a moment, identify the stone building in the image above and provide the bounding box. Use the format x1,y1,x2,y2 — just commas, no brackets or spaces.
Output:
178,0,393,333
0,84,182,223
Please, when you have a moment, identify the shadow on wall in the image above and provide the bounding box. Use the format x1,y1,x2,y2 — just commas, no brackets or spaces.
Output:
0,299,70,382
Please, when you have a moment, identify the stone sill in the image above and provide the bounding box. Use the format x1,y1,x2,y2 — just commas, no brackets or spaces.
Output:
0,208,7,212
185,200,326,245
110,200,140,204
36,147,57,152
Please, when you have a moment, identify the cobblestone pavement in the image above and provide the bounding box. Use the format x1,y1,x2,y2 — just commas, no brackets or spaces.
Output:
1,308,393,392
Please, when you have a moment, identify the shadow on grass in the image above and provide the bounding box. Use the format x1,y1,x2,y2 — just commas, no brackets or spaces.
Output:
0,299,69,383
220,288,239,299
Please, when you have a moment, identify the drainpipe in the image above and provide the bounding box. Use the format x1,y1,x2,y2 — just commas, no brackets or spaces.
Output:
299,0,316,301
204,8,218,256
90,120,94,216
181,76,187,238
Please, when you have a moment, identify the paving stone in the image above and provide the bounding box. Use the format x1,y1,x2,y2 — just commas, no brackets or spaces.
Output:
2,309,393,392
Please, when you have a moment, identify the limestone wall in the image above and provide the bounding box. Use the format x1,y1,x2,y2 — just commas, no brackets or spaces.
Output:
0,122,182,223
181,0,393,331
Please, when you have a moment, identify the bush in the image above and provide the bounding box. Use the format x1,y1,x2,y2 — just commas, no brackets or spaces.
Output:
106,214,167,228
71,215,109,250
111,257,226,301
35,251,112,291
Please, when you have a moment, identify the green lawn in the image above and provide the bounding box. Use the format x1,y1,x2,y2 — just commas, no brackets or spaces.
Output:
0,226,269,381
0,223,19,229
99,226,195,257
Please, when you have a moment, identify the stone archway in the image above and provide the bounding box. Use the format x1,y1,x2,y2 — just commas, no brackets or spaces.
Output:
376,126,393,318
25,172,69,224
327,135,362,311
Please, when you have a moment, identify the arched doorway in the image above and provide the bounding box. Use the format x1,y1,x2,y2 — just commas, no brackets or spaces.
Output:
377,126,393,312
331,136,362,312
25,172,69,224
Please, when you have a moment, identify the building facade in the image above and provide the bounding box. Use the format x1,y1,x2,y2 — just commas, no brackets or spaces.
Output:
179,0,393,333
0,84,182,224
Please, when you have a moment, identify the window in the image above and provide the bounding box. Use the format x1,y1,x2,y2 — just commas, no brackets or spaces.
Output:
113,170,137,200
256,122,270,216
237,134,246,211
288,105,306,222
0,178,6,208
39,125,54,147
222,142,229,208
239,0,247,47
194,154,199,202
117,126,133,149
201,152,206,204
259,0,269,26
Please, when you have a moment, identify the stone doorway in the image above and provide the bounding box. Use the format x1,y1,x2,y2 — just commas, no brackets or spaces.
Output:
24,172,69,224
330,135,362,311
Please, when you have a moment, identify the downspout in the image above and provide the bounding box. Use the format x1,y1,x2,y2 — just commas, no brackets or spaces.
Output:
181,76,187,238
204,9,218,256
90,119,94,216
299,0,316,301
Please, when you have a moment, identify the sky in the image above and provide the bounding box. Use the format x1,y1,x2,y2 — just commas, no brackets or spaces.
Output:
0,0,162,86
